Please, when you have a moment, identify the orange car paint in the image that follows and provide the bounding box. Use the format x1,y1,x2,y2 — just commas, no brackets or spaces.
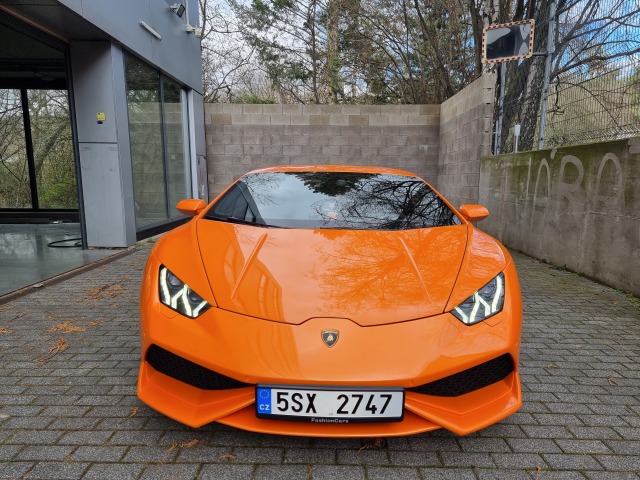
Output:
137,165,523,436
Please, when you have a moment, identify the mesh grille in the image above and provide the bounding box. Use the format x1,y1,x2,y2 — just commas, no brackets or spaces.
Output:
146,344,251,390
410,354,514,397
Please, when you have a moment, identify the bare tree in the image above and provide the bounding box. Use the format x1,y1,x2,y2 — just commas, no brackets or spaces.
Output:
199,0,273,102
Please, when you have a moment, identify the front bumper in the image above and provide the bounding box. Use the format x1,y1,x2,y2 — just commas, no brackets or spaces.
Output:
138,348,521,436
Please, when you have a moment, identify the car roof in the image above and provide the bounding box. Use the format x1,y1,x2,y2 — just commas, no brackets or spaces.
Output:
244,165,421,178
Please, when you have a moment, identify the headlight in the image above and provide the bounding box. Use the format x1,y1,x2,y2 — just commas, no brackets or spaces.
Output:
159,266,210,318
451,273,504,325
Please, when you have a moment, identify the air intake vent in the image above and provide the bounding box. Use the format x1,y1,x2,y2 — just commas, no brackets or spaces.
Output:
146,344,251,390
410,354,514,397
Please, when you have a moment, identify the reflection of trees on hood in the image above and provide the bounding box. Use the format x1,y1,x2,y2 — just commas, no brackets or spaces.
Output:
290,172,375,196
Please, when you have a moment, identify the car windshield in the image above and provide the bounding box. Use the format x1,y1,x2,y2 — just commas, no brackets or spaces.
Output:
204,171,460,230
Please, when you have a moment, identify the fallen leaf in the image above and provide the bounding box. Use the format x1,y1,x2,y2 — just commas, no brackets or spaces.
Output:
546,363,559,369
167,442,179,453
49,337,69,354
221,453,236,461
87,285,109,298
87,279,129,300
50,321,85,333
85,319,104,327
536,466,543,473
129,407,139,417
167,439,200,452
35,337,69,362
608,378,618,385
0,328,9,335
359,437,387,451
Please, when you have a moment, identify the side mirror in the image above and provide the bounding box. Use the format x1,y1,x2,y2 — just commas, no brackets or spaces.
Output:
176,199,207,217
458,204,490,223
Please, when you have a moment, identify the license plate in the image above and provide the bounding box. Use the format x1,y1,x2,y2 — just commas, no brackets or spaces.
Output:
256,385,404,423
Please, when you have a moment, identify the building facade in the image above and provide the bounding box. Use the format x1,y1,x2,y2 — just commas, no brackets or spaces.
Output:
0,0,207,247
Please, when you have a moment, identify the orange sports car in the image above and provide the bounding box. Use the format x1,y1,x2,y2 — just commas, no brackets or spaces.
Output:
137,165,522,437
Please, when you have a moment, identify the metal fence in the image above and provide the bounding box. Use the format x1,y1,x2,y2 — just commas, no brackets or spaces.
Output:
494,0,640,154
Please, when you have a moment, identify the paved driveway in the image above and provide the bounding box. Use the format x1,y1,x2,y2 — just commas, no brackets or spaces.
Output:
0,244,638,480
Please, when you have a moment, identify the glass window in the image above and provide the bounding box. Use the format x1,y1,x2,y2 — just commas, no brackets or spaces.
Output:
125,54,166,228
30,90,76,209
0,89,30,208
206,172,460,230
125,53,191,229
163,78,189,213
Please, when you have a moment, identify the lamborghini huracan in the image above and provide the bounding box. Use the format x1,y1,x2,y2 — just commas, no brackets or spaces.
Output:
137,165,522,437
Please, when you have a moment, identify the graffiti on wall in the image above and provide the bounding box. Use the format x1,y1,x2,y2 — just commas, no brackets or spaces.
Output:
525,148,626,214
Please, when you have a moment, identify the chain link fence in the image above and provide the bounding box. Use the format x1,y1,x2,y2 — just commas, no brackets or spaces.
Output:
495,0,640,154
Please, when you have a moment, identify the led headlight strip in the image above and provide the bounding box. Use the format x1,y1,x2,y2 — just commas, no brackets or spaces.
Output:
159,266,210,318
452,273,505,325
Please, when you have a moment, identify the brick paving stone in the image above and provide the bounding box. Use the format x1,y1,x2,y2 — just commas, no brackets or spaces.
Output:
367,466,421,479
506,438,563,454
256,464,311,480
284,447,336,463
593,455,640,471
418,467,476,479
175,446,230,462
555,439,612,454
584,472,640,480
233,446,285,464
458,437,511,452
122,445,178,463
542,453,604,470
338,448,391,465
440,451,496,467
0,246,638,479
388,450,440,466
15,445,75,462
0,462,33,480
309,464,366,480
475,469,533,480
23,462,89,480
604,440,640,455
491,452,548,469
199,464,255,480
138,463,200,479
58,430,113,445
0,444,23,461
528,472,587,480
6,430,64,445
71,446,127,462
82,463,145,480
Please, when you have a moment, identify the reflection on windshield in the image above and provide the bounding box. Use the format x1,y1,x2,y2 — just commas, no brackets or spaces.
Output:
205,172,460,230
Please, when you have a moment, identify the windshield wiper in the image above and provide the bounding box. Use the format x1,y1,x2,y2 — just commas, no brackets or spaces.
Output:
204,213,288,228
224,216,262,226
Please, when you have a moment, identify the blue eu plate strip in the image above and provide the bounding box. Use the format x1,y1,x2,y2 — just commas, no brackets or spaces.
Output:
256,387,272,415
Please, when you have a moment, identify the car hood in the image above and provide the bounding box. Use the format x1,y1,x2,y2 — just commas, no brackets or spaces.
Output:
195,220,469,326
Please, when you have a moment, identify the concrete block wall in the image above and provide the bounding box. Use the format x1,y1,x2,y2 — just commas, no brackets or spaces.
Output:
438,74,496,208
204,104,440,198
480,138,640,296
